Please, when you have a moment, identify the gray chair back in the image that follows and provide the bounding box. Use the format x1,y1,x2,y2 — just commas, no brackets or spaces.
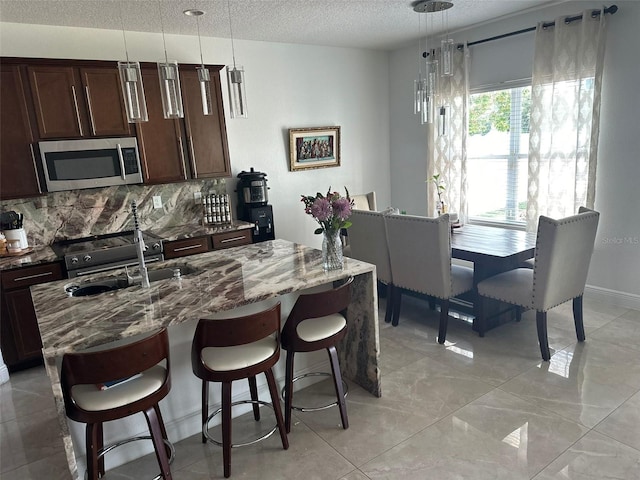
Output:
347,210,392,284
533,207,600,311
384,214,451,299
351,192,377,211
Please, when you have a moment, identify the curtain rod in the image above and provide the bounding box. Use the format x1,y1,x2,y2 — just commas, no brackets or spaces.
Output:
422,5,618,57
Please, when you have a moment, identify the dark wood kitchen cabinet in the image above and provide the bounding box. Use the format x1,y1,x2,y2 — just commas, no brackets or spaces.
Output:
180,68,231,179
0,64,42,200
0,262,63,371
27,64,131,139
136,68,188,184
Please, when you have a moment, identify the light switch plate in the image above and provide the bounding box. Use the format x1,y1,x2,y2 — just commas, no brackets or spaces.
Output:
153,196,162,209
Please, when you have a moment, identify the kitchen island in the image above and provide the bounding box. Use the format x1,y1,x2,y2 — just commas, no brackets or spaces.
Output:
31,239,380,479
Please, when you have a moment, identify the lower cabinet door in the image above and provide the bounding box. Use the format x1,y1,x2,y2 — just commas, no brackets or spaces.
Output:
1,288,43,367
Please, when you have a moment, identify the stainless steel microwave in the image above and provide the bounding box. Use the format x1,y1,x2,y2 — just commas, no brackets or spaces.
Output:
38,137,143,192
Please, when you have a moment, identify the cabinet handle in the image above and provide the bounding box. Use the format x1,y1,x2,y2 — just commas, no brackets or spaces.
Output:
116,143,126,180
70,85,84,136
188,136,198,178
177,136,188,180
173,244,204,252
84,86,97,135
220,236,247,244
11,271,53,283
29,144,43,193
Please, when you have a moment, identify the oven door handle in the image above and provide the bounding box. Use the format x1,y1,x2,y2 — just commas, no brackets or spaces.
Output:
117,143,126,180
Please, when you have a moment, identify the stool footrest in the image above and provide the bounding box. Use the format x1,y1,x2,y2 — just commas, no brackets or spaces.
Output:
281,372,349,412
203,400,278,448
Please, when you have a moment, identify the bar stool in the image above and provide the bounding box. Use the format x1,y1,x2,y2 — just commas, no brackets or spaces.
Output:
60,328,174,480
281,276,353,433
191,303,289,478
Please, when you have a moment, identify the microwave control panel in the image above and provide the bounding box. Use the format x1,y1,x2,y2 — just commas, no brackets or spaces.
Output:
122,148,140,174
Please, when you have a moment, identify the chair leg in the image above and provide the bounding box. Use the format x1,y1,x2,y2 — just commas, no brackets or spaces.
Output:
264,368,289,450
573,295,586,342
85,423,100,480
327,345,349,430
248,375,261,421
536,311,551,361
96,422,104,476
438,299,449,344
201,380,209,443
391,287,403,327
384,284,394,324
144,405,172,480
154,404,172,459
284,350,295,433
222,381,232,478
476,295,487,337
515,307,522,322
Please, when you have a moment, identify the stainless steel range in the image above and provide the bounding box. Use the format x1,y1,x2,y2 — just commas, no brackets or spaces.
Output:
52,231,164,278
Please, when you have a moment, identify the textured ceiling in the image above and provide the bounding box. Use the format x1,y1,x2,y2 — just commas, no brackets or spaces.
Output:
0,0,564,51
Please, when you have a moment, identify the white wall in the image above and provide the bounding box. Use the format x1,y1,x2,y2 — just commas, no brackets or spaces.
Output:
389,1,640,305
0,22,391,251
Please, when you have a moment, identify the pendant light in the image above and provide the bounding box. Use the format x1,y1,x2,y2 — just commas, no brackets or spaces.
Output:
117,1,148,123
226,0,248,118
184,7,213,116
157,1,184,119
440,3,454,77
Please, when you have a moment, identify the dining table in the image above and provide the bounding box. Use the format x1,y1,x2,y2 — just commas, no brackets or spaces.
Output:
450,223,537,331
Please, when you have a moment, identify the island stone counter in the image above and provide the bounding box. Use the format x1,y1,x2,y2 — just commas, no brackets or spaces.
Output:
31,239,380,480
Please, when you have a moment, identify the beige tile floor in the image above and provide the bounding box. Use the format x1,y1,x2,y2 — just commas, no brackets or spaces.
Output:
2,295,640,479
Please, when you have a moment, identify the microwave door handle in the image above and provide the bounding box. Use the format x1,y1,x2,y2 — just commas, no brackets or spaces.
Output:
117,143,126,180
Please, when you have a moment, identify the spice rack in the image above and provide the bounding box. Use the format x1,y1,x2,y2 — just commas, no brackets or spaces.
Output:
203,193,232,225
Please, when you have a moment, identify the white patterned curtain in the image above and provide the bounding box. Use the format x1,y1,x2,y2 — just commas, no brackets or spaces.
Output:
427,44,470,222
527,10,607,231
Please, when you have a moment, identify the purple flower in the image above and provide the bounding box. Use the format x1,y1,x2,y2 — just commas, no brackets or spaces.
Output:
310,198,332,221
332,197,352,221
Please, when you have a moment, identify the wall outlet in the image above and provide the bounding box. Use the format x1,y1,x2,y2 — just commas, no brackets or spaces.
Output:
193,191,202,201
152,195,162,209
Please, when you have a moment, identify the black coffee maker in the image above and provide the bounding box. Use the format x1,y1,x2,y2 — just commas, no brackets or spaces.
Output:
236,168,275,242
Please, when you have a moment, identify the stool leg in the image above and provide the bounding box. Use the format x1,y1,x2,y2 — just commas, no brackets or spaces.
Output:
248,376,261,421
96,422,105,476
328,345,349,430
144,405,172,480
222,381,232,478
284,350,295,433
201,380,209,443
154,404,172,458
85,423,100,480
265,368,289,450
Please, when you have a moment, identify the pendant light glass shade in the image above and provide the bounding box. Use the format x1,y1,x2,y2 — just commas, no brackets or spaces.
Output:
438,105,450,136
198,66,213,116
227,65,247,118
157,61,184,119
440,38,454,76
118,61,149,123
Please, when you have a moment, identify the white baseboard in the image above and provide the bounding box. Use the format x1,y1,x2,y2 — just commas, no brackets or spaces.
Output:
585,284,640,311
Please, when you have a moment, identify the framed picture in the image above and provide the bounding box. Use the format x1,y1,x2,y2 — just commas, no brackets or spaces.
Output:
289,126,341,171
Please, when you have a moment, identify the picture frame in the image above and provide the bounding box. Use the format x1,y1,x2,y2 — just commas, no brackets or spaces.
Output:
289,126,341,171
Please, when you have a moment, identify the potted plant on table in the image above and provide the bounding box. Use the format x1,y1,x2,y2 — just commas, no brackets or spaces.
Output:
301,187,354,271
429,174,446,215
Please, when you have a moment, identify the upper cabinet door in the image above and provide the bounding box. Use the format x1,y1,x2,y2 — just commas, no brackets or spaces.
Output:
136,68,188,184
180,69,231,178
0,65,42,200
79,68,131,137
27,65,87,139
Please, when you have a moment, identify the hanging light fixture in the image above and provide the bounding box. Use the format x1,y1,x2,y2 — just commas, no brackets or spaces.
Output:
117,1,148,123
439,2,454,77
184,8,213,116
226,0,248,118
157,0,184,119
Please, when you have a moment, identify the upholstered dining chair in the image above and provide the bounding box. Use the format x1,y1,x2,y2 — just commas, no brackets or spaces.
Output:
476,207,600,361
344,209,394,324
351,191,377,212
384,213,474,343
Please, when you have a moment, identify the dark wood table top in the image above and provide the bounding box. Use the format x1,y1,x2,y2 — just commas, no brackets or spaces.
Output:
451,224,536,264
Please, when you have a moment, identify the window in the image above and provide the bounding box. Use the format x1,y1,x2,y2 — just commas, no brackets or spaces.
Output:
467,85,531,226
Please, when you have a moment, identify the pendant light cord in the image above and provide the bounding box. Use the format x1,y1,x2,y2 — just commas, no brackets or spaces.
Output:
227,0,237,68
196,14,204,66
158,0,169,63
119,0,130,63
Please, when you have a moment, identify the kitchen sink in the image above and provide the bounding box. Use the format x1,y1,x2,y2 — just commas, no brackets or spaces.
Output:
64,264,199,297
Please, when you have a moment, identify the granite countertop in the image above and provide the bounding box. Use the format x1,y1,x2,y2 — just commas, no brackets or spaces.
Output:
0,222,254,272
31,239,376,357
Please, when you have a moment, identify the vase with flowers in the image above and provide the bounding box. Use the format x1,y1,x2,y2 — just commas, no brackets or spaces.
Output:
301,187,354,271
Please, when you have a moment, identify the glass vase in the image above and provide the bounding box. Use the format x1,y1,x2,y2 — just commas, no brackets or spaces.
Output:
322,230,343,271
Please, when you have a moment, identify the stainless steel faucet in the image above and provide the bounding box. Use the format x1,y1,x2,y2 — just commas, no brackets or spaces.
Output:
130,200,150,288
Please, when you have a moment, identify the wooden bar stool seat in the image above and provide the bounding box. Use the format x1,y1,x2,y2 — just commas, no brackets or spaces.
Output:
191,303,289,478
60,328,174,480
281,277,354,433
